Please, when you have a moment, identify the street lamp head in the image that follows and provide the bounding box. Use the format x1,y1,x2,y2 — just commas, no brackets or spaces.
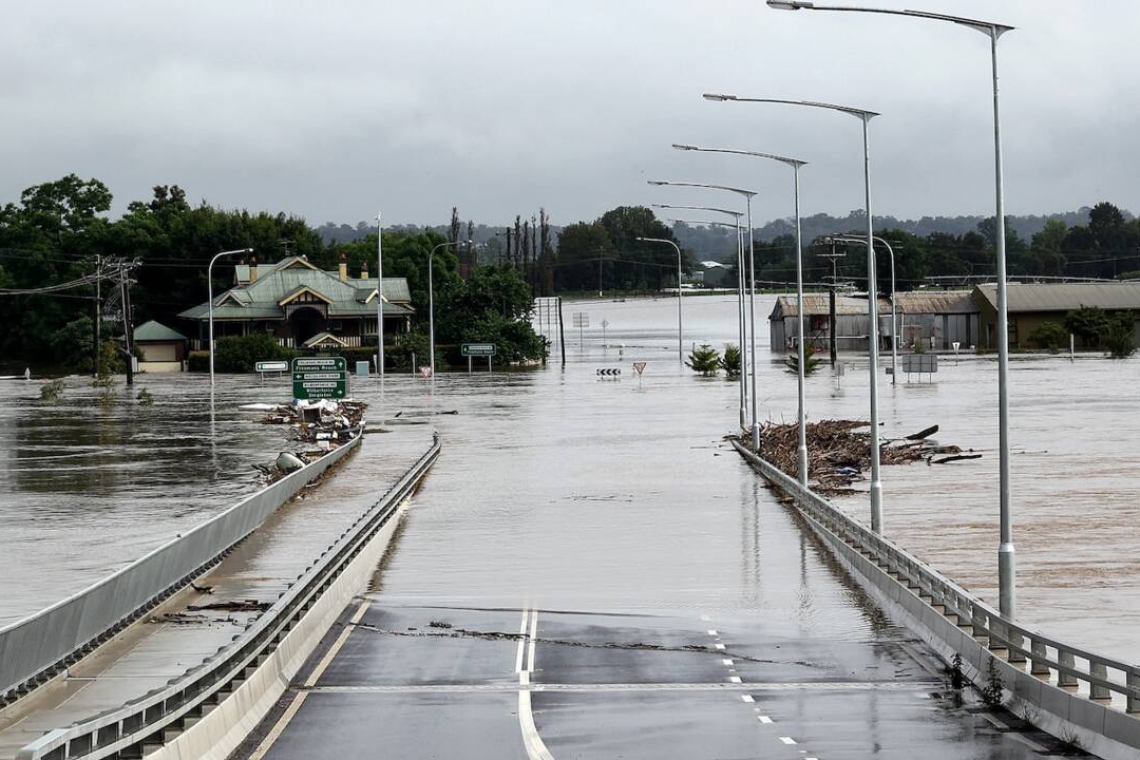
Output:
647,180,669,186
767,0,812,8
672,143,699,152
702,93,736,102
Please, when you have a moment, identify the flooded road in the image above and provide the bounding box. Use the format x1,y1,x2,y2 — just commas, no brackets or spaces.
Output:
2,293,1136,681
236,293,1066,759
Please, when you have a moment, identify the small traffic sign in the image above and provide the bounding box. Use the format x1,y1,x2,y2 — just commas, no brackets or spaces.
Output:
256,360,289,373
632,362,646,376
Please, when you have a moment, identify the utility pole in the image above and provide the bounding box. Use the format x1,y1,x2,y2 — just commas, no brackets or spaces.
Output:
94,254,101,377
119,263,135,386
818,243,846,367
598,255,603,297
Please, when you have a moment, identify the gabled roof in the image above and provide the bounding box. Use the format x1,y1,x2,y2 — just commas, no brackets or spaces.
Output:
279,285,333,306
178,258,413,322
134,320,187,342
973,282,1140,313
215,290,252,307
302,331,349,348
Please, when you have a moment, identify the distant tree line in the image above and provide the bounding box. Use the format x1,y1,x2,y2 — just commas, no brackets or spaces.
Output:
0,175,544,372
738,201,1140,292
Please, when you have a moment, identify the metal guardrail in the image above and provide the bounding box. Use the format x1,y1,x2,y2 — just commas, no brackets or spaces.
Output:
0,434,362,707
732,440,1140,714
17,432,441,760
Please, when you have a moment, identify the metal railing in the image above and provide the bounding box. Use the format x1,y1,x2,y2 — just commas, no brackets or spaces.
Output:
732,440,1140,714
0,435,362,707
17,432,441,760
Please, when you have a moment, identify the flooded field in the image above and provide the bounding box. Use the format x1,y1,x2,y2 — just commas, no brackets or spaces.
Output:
2,293,1137,670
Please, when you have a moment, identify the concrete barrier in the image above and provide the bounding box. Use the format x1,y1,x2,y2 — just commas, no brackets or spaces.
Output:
733,441,1140,760
17,433,440,760
0,434,360,706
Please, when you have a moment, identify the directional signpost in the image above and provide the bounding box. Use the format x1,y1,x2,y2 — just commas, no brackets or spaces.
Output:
292,357,349,400
461,343,496,373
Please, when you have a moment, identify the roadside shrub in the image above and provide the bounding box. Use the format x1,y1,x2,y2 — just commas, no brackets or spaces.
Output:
1027,321,1068,351
213,334,297,373
40,379,66,401
187,351,208,372
1104,313,1136,359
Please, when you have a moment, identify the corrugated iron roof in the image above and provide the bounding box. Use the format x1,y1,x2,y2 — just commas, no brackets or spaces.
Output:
770,294,890,318
772,290,978,319
893,291,976,315
133,320,187,342
973,282,1140,312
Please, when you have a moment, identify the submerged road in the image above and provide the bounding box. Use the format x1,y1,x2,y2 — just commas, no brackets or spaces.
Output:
234,335,1079,758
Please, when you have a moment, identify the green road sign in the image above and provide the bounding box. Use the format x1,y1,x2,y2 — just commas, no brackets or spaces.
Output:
292,357,349,400
461,343,496,357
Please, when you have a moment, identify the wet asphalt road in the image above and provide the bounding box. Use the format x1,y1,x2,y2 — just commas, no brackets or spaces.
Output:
236,307,1073,759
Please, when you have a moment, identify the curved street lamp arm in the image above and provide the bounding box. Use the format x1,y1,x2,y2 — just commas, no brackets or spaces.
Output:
765,1,1013,35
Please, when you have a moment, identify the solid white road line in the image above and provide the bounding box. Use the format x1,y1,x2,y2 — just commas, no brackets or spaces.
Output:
516,608,531,674
517,607,555,760
527,607,539,674
250,600,371,760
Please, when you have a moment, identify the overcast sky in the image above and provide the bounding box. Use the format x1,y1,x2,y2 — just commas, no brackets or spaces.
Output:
2,1,1137,230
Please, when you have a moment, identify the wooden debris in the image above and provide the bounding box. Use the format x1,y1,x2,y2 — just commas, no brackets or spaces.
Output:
742,419,978,496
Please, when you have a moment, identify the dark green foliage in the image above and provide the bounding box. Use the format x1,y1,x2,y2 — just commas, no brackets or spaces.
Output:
212,335,296,373
980,658,1004,710
40,379,66,401
1104,313,1136,359
719,343,741,377
555,206,690,292
1064,307,1110,345
784,345,822,375
1027,321,1069,351
687,344,720,377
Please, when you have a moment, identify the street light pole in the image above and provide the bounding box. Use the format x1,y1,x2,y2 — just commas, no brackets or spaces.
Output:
635,236,685,363
703,93,882,528
672,143,809,482
207,247,254,386
649,182,759,443
655,203,748,429
765,0,1020,622
377,212,384,379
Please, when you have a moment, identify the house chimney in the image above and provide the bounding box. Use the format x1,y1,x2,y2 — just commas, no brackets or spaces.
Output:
249,256,259,283
339,253,348,283
361,260,369,280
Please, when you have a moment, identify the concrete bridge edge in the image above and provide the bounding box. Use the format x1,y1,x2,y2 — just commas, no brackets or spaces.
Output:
148,498,409,760
733,443,1140,760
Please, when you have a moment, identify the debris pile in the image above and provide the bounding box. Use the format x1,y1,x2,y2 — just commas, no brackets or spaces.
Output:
252,399,367,482
742,420,978,495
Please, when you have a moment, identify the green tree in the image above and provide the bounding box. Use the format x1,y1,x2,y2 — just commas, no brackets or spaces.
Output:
686,344,720,376
1064,306,1110,348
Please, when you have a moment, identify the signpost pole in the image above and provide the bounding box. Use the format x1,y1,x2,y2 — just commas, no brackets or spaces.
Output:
468,356,472,374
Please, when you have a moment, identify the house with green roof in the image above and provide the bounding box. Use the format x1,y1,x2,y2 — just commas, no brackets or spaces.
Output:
134,319,189,372
177,256,414,350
